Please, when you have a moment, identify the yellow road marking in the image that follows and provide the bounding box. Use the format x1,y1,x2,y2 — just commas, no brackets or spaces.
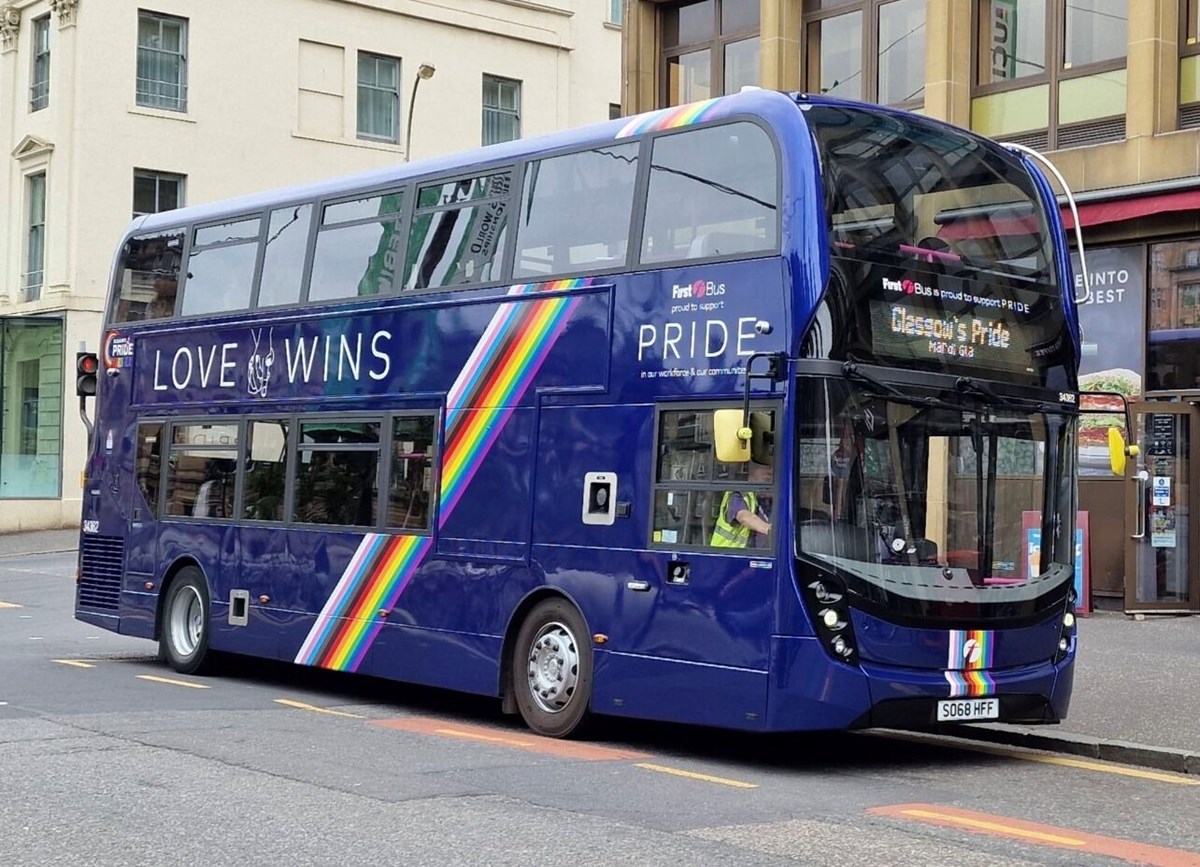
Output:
877,731,1200,787
899,808,1086,846
0,601,21,609
434,727,539,748
51,659,96,669
135,674,209,689
635,762,758,789
274,699,363,719
874,803,1200,865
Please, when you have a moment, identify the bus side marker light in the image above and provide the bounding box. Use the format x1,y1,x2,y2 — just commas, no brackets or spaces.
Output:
378,609,390,618
259,595,270,605
593,634,609,644
144,582,154,591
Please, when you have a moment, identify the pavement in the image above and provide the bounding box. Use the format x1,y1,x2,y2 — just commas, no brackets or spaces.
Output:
3,528,1197,773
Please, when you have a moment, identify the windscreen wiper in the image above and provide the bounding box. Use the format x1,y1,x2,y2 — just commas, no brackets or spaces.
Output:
954,375,1076,414
841,362,961,412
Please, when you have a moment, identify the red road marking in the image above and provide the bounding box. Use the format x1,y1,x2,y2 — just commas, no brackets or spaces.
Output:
370,717,651,761
871,803,1200,866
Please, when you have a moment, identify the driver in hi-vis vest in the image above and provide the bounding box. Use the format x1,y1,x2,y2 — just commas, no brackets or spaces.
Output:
710,461,773,548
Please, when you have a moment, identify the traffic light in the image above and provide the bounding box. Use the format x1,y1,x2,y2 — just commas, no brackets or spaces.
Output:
76,352,99,397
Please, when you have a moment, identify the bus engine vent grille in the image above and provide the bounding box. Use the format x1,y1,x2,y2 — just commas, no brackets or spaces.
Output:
78,535,125,611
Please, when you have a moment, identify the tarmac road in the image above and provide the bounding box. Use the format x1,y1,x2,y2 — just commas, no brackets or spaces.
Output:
2,547,1199,866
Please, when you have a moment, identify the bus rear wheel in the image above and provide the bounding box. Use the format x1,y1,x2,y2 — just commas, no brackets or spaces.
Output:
159,566,213,675
512,599,592,738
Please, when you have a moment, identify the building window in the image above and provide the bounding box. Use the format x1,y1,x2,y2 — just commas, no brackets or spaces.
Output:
357,52,400,143
802,0,925,108
133,169,185,218
137,11,188,111
30,15,50,111
1181,0,1200,125
660,0,760,106
0,318,63,499
483,75,521,145
23,173,46,302
972,0,1127,148
609,102,622,120
609,0,623,25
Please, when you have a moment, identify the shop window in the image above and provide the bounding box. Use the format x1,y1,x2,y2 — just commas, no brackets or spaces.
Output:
1147,239,1200,391
802,0,926,109
660,0,760,106
972,0,1126,149
651,407,775,550
0,318,63,499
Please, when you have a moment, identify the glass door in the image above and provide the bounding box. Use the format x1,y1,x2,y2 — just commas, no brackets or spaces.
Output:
1124,403,1200,612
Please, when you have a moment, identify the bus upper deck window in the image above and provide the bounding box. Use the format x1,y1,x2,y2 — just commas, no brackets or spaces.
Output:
308,191,405,302
405,172,513,290
640,122,778,265
112,230,185,323
180,216,263,317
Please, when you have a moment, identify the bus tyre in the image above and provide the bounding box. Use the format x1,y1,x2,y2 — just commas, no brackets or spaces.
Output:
512,599,593,738
159,567,213,675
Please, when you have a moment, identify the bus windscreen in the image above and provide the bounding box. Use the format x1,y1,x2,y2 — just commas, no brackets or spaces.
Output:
803,104,1072,386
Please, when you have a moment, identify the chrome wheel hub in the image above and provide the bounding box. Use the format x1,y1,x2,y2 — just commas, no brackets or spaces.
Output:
526,621,579,714
169,586,203,657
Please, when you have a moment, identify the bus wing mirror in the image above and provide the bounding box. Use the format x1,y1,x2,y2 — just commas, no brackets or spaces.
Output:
1080,390,1138,478
713,410,773,464
714,409,751,463
1107,427,1139,477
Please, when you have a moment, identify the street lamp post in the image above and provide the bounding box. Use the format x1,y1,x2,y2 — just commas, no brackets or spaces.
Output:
404,63,436,162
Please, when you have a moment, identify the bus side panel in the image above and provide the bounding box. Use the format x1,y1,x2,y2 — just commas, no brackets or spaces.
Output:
158,520,239,634
436,408,535,562
765,636,872,731
592,653,770,731
534,403,773,725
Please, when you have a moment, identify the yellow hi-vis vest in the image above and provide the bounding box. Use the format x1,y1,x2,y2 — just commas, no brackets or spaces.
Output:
710,491,757,548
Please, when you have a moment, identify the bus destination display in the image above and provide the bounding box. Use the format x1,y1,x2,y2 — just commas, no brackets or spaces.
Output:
869,278,1039,374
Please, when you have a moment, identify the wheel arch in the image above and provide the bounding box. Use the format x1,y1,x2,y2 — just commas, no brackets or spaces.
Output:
498,586,590,714
153,556,208,642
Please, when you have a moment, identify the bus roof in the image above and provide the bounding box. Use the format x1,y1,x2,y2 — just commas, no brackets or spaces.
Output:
132,88,803,238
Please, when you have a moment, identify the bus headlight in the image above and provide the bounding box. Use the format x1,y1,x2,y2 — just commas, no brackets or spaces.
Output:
821,608,843,630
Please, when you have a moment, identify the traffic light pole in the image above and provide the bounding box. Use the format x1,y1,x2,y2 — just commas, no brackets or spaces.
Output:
79,394,94,448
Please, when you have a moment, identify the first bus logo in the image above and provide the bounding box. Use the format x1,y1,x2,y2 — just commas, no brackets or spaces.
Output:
103,329,134,370
672,279,727,300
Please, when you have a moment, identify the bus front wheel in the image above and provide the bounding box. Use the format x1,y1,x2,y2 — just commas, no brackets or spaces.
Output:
512,599,593,738
159,566,213,675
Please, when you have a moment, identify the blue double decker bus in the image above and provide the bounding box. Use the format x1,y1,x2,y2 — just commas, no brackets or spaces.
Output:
77,89,1081,737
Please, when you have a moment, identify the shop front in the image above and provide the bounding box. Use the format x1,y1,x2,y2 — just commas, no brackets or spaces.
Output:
1073,227,1200,613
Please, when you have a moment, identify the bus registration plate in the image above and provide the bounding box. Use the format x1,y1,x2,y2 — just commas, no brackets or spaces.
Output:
936,697,999,722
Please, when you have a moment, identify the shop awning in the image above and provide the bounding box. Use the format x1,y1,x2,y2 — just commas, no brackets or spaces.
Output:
1061,188,1200,229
